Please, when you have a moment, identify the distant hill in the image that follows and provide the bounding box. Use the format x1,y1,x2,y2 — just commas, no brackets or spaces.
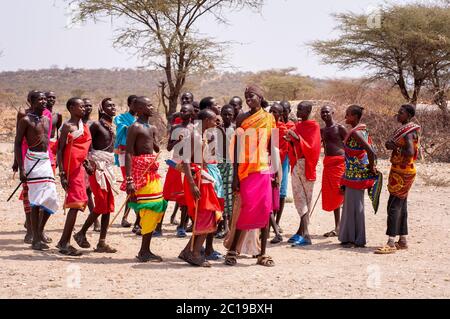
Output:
0,68,252,113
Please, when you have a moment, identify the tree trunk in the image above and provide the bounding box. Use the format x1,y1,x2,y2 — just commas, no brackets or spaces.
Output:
168,94,179,119
434,90,450,127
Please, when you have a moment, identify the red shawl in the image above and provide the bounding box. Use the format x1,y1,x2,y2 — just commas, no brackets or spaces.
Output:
276,121,289,162
63,123,92,176
120,154,160,191
290,120,321,181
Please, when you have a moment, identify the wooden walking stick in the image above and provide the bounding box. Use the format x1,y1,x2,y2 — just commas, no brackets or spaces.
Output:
190,137,206,252
7,159,41,202
108,151,162,229
309,190,322,218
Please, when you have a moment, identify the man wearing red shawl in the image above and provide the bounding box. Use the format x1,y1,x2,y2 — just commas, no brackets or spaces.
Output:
320,105,347,238
375,105,420,254
56,98,93,256
224,85,277,267
286,101,321,247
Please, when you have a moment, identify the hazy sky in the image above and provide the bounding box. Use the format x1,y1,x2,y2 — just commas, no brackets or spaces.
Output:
0,0,416,78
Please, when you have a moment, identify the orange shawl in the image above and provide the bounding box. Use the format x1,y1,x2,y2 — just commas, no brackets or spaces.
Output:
237,109,276,181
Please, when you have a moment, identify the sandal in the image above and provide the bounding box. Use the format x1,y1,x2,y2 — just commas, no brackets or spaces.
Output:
176,227,187,238
136,252,163,263
58,244,83,256
323,230,338,238
32,241,50,251
206,251,223,261
224,251,238,266
42,233,53,244
395,241,409,250
270,234,283,244
121,219,132,228
94,244,117,254
185,251,211,268
288,234,301,244
73,232,91,249
257,255,275,267
291,236,312,247
374,245,397,254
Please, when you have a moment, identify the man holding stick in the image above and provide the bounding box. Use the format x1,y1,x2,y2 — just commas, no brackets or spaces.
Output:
13,90,54,244
14,91,59,251
286,101,321,247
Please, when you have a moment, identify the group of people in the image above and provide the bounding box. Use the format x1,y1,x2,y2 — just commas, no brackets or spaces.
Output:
12,84,421,267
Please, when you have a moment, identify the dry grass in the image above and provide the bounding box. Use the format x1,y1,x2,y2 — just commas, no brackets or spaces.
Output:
419,172,450,187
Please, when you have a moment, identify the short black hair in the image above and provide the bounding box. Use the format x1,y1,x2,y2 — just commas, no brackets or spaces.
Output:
298,101,313,113
182,92,194,98
127,95,138,106
199,97,215,110
221,104,234,114
66,97,82,111
401,104,416,118
197,109,216,121
229,96,242,104
29,91,44,104
280,100,291,110
347,104,365,120
101,98,112,108
271,102,283,113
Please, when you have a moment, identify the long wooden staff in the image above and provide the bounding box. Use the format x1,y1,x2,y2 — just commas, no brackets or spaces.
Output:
7,159,41,202
108,151,161,229
190,137,206,252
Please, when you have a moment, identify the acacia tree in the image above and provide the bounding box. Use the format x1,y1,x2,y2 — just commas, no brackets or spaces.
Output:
71,0,263,118
311,3,450,126
248,68,316,101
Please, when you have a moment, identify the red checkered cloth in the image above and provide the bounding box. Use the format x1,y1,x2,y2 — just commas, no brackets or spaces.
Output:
120,154,160,191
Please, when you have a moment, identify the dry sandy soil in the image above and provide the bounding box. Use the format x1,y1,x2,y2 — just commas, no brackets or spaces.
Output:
0,142,449,299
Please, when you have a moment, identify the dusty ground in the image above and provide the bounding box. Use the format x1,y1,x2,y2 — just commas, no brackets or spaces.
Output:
0,142,449,299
